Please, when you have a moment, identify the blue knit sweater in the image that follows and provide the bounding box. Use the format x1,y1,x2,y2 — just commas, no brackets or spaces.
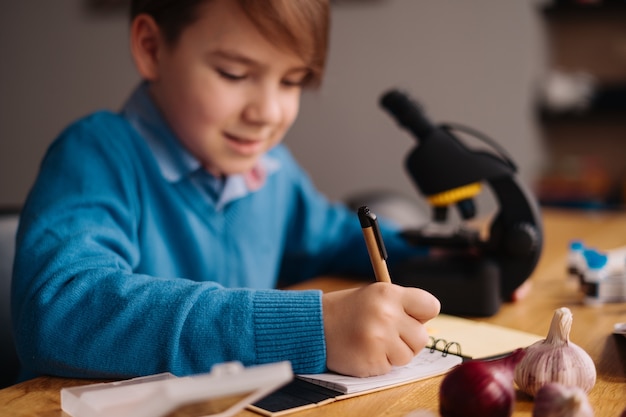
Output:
12,86,424,380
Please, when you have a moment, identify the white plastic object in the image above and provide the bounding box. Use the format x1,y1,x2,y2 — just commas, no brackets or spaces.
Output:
582,248,626,304
60,361,292,417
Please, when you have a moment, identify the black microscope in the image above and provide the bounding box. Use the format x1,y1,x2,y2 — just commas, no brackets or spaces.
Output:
380,89,543,316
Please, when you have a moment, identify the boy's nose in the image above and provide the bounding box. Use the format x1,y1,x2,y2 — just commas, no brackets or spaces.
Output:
243,87,282,125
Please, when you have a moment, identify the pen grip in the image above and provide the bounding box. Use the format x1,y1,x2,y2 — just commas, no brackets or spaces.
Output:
362,227,392,283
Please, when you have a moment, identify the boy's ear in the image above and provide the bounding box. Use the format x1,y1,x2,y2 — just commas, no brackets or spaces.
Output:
130,14,164,81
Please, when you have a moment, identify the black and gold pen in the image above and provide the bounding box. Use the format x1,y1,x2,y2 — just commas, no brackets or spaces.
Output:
358,206,392,283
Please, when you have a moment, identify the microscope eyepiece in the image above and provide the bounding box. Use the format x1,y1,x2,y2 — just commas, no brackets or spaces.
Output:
380,89,435,141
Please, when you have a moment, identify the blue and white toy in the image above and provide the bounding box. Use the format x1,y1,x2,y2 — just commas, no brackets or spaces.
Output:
567,240,626,304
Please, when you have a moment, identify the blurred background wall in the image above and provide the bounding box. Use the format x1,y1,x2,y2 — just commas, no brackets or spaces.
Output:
0,0,549,215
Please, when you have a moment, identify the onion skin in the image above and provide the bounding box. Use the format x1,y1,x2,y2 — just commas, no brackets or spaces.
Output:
439,348,525,417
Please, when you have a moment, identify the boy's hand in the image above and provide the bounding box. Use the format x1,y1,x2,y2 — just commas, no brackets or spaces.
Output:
322,282,440,377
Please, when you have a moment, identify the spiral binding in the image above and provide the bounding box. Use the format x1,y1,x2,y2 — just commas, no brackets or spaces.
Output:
427,336,463,358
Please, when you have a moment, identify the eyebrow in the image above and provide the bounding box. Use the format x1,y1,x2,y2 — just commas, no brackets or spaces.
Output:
208,49,258,66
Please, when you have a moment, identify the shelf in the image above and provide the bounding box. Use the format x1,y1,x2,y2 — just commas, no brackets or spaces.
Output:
537,1,626,210
542,0,626,16
535,154,626,210
538,110,626,125
537,84,626,123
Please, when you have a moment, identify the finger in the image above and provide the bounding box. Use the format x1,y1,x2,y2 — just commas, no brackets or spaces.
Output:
386,314,430,367
386,335,418,367
400,286,441,322
395,314,430,356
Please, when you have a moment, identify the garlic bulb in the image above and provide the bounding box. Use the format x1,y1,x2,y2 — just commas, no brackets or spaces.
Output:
514,307,596,396
532,383,594,417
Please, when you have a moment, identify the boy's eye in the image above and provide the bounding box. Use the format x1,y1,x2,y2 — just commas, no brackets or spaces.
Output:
217,68,247,81
282,73,311,88
281,78,304,88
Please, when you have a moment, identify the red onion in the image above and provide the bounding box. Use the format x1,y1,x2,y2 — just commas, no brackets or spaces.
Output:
439,348,526,417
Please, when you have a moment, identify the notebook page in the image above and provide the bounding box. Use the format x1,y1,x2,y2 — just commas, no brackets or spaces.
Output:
296,348,461,394
427,314,543,359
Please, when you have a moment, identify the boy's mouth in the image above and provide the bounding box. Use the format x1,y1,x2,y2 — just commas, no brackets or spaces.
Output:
224,132,265,156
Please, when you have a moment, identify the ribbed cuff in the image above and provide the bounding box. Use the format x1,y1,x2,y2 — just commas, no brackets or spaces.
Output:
253,289,326,374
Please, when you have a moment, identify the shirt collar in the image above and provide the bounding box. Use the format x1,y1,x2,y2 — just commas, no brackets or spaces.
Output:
120,83,280,208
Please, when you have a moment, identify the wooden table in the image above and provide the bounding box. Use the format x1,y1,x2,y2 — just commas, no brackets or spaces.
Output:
1,209,625,416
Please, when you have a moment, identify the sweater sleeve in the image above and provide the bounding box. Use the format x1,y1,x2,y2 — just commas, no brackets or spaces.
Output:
11,113,326,379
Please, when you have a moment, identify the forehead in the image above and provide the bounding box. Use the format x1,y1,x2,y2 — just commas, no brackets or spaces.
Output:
179,0,307,69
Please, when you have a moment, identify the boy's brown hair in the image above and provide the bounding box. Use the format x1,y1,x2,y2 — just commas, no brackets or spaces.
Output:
130,0,329,87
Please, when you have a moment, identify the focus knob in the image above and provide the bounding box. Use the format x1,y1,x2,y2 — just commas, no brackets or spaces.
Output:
506,222,540,257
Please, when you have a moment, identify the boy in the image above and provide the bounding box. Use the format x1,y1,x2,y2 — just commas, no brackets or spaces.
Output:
11,0,439,381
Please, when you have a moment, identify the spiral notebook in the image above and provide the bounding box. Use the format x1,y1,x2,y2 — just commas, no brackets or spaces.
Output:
248,347,461,416
425,314,543,360
249,314,543,417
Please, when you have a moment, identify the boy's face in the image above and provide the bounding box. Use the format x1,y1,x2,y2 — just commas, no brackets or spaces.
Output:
147,0,310,177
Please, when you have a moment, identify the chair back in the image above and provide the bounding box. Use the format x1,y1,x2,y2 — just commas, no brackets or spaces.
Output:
0,208,21,388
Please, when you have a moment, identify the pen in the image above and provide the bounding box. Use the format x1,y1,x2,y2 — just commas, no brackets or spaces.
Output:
358,206,392,283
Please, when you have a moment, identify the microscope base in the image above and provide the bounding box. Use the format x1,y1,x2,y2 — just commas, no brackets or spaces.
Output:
393,255,501,317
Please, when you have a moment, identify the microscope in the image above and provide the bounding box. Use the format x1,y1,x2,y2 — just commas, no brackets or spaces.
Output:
380,90,543,316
